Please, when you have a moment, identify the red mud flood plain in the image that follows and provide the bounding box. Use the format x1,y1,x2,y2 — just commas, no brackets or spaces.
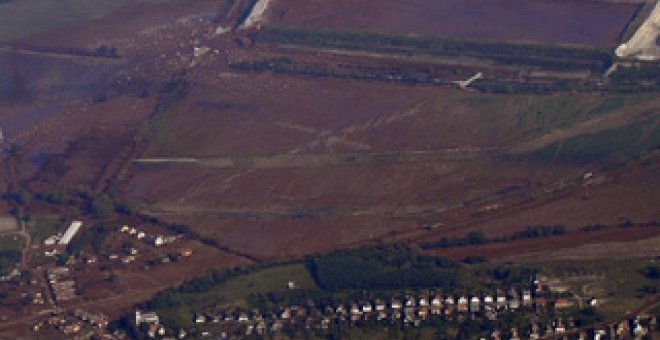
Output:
267,0,641,45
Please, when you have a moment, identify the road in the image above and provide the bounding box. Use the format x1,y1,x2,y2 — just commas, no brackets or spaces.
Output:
134,148,505,169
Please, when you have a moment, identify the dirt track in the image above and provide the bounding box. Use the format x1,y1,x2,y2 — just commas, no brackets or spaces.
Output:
134,148,504,169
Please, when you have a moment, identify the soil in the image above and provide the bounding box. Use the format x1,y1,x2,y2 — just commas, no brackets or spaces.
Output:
267,0,640,45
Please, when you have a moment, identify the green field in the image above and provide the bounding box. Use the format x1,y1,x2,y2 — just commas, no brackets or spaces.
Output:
258,25,614,73
0,234,25,252
518,259,659,319
533,116,660,165
28,215,62,242
462,93,654,139
146,263,316,328
208,263,316,305
0,0,174,44
0,234,25,276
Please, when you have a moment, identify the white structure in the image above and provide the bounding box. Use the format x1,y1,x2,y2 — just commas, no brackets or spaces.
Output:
135,310,160,325
59,221,83,245
615,1,660,61
240,0,272,29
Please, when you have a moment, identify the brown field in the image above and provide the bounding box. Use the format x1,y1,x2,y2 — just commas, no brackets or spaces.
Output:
426,226,660,260
267,0,640,45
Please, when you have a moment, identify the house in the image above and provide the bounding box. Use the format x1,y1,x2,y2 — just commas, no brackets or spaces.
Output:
555,319,566,333
271,320,283,332
361,302,373,314
404,306,415,321
469,296,480,311
457,296,469,312
44,235,59,246
147,323,159,338
510,327,520,340
444,296,455,306
195,314,206,324
554,298,572,309
377,311,387,321
522,290,532,305
405,297,416,307
154,236,165,246
633,318,648,337
180,248,193,257
418,296,429,307
617,320,631,336
496,290,507,307
418,307,429,320
534,275,549,292
350,304,362,321
509,298,520,310
135,310,160,325
390,298,402,310
431,296,442,315
534,297,547,310
483,294,494,305
280,308,291,319
529,323,540,339
374,299,386,312
593,328,607,340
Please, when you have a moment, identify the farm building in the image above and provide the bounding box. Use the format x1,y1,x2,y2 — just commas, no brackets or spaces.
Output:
59,221,83,245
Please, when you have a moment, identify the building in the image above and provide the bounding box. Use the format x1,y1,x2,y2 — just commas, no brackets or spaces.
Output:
135,310,160,325
554,298,572,309
59,221,83,245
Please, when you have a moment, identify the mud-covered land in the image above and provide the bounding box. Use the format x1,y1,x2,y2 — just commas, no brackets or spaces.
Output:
0,0,658,336
267,0,640,45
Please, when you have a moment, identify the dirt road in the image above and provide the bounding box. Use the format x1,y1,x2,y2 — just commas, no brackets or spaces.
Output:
134,148,504,169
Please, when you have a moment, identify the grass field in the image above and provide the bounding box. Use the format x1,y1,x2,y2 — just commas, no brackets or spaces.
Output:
208,263,316,306
533,116,660,164
0,0,174,44
28,215,62,242
0,234,25,276
0,234,25,252
258,25,614,72
152,263,316,328
462,93,655,139
520,258,659,319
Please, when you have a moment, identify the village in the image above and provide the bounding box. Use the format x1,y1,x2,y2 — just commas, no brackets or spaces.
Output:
0,215,656,339
126,277,657,339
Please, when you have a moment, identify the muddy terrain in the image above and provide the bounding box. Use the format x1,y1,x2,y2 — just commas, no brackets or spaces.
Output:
268,0,641,45
0,0,658,331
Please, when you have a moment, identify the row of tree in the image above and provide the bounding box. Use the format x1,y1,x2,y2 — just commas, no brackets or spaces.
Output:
421,225,567,250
